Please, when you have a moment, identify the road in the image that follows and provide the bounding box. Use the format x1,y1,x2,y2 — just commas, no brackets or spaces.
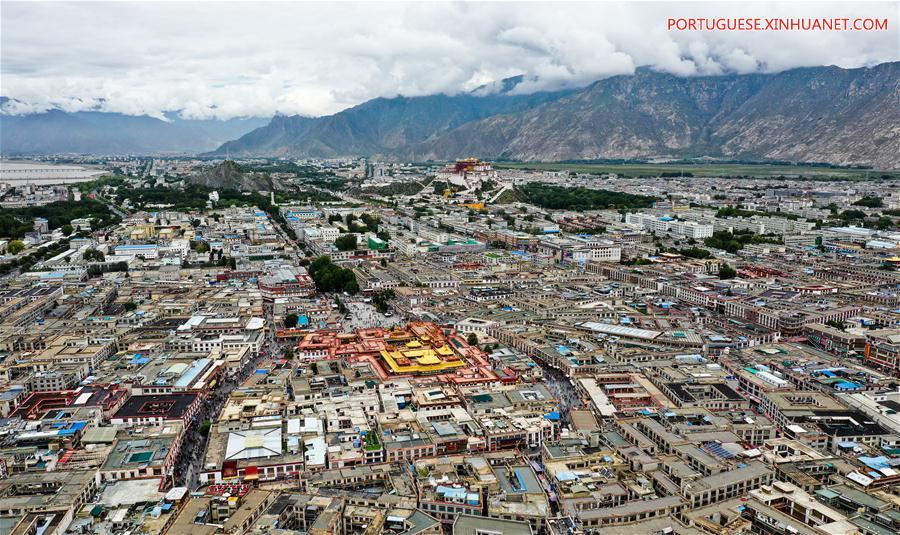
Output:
534,357,584,427
96,194,127,219
174,304,280,490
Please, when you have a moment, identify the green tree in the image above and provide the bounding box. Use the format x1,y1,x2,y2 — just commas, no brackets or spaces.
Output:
335,234,358,251
284,313,298,328
122,301,138,312
718,263,737,280
194,241,210,254
61,224,74,235
6,240,25,255
83,249,105,262
853,196,883,208
372,289,396,313
467,332,479,346
198,420,212,436
308,255,359,294
838,210,866,222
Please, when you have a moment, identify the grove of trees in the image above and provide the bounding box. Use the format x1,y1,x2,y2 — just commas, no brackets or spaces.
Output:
308,255,359,294
518,183,657,211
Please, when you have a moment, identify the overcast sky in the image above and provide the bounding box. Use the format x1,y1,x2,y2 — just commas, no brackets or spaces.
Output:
2,1,897,120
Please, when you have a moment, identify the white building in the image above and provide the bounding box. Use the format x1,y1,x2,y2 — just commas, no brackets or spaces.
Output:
625,213,713,239
114,244,159,259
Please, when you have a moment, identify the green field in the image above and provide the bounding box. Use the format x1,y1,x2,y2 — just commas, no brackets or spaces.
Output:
494,162,899,180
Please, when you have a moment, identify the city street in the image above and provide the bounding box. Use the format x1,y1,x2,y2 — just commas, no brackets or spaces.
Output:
534,357,584,427
174,317,274,490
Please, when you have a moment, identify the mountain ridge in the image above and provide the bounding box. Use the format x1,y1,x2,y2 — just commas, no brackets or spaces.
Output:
210,77,574,158
215,63,900,168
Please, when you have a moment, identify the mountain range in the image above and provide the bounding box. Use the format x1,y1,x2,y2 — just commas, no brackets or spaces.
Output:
212,75,573,159
213,63,898,168
2,63,897,167
0,100,268,155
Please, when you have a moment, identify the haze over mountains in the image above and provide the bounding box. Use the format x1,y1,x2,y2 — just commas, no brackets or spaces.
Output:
0,100,268,155
2,63,897,167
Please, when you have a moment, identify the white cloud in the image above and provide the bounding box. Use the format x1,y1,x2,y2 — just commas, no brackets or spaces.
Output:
1,1,896,120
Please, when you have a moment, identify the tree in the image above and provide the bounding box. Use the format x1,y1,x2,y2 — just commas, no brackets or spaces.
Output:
868,216,894,230
194,241,210,254
372,289,395,313
838,209,866,222
335,234,358,251
122,301,138,312
308,255,359,294
853,196,883,208
83,249,105,262
284,313,299,328
718,263,737,280
360,213,380,232
198,420,212,436
192,218,201,227
6,240,25,255
61,224,73,235
467,333,479,346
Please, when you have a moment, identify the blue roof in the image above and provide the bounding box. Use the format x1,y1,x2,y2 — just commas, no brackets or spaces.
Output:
545,411,561,421
173,358,210,388
436,485,468,500
859,456,890,470
58,421,87,436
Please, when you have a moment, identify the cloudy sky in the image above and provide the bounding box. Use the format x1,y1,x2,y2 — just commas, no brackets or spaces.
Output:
2,1,897,120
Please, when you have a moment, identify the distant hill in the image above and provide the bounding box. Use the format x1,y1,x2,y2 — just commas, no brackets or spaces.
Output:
213,63,899,168
0,102,267,155
186,160,283,191
209,75,573,158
